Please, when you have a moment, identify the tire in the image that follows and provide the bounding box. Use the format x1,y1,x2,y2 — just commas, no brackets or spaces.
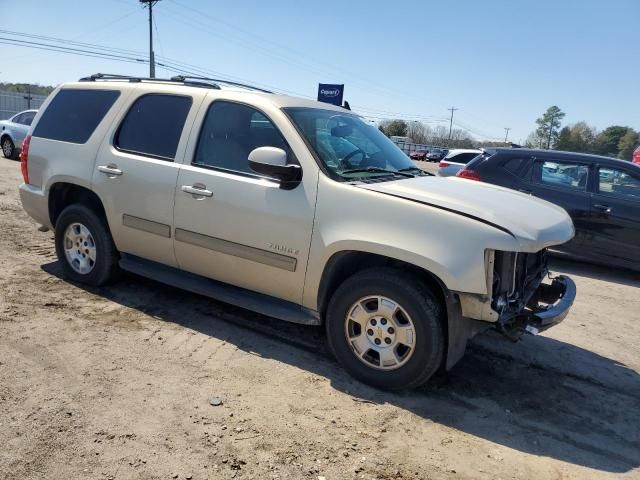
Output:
54,204,120,286
1,136,16,160
325,267,445,390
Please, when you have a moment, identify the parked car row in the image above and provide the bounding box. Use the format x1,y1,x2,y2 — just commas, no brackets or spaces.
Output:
454,148,640,270
1,109,38,159
409,148,447,162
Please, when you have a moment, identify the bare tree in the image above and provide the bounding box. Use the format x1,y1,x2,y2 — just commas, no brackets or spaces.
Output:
406,121,431,144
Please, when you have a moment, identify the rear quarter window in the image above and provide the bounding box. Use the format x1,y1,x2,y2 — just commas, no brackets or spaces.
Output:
32,89,120,144
451,152,480,164
501,157,531,179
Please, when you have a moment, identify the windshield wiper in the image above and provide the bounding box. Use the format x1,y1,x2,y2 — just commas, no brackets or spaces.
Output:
340,167,415,178
399,166,430,176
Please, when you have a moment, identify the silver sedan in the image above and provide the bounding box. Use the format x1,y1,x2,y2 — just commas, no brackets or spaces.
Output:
436,149,482,177
1,109,37,159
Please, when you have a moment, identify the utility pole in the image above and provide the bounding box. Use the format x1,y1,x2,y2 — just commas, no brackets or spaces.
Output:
504,127,511,143
139,0,160,78
447,106,458,144
20,85,33,109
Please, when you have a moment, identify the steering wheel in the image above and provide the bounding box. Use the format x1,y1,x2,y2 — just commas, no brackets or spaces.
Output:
340,149,367,169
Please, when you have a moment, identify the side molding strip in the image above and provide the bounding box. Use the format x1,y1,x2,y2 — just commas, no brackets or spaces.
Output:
123,214,171,238
175,228,297,272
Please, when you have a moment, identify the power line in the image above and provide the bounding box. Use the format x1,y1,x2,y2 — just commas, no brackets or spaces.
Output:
0,29,145,57
1,28,501,141
504,127,511,143
0,37,147,64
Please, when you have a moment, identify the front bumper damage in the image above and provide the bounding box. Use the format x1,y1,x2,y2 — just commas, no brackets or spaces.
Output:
525,275,576,333
457,250,577,342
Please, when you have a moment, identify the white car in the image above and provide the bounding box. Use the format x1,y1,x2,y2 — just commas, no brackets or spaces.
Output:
437,149,482,177
1,109,38,159
19,74,576,390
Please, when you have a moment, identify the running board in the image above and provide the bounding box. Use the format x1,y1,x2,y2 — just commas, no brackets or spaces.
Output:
119,254,321,326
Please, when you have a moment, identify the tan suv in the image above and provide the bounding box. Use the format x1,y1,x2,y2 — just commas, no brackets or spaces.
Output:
19,74,576,390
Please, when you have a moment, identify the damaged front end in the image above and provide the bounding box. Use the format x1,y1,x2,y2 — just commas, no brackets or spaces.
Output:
490,249,576,340
457,249,576,341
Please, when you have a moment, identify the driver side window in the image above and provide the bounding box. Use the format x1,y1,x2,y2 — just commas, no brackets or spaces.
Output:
193,101,292,175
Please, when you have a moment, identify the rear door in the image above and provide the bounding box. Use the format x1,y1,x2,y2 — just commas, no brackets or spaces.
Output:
529,158,591,253
584,165,640,265
92,89,203,267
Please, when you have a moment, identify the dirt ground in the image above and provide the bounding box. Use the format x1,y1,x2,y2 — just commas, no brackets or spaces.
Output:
0,158,638,480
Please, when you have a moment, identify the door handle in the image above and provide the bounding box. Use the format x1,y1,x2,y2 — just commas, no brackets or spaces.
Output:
181,184,213,197
98,164,123,176
593,204,612,214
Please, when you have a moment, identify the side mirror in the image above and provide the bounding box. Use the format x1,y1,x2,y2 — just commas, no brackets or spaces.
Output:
248,147,302,190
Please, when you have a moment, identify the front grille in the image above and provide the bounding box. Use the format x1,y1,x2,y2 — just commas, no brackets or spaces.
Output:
492,249,548,321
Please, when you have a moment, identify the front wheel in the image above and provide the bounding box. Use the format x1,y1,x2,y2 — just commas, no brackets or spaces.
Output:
54,204,120,286
326,268,445,390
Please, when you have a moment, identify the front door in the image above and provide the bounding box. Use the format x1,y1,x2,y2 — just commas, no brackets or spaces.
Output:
93,92,197,267
529,158,591,254
584,165,640,266
173,100,316,304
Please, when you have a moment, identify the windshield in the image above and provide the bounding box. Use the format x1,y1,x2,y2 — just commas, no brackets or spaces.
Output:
284,107,420,181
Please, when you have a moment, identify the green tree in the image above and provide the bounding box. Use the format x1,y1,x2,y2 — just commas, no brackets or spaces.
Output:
379,119,408,137
617,129,639,160
555,126,573,151
535,106,565,149
595,126,629,157
0,82,55,96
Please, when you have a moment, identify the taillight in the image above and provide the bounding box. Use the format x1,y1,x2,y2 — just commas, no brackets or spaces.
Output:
439,161,450,168
456,168,482,181
20,135,31,184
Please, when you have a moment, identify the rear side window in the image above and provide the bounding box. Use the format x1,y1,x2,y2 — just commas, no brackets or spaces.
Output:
534,160,589,191
20,111,36,126
115,94,192,161
33,89,120,144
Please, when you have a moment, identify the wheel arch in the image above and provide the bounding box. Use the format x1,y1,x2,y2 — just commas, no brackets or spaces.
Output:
48,182,108,228
317,250,449,320
317,250,475,372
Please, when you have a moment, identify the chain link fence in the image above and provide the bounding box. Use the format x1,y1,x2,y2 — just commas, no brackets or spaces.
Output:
0,91,49,120
392,140,448,156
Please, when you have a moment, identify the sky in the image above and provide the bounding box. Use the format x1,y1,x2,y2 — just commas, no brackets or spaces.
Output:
1,0,638,143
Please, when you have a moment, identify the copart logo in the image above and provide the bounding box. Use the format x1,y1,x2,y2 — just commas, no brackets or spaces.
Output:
320,88,341,97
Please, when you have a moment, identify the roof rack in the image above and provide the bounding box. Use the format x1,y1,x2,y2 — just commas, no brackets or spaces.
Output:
79,73,221,90
170,75,272,93
78,73,272,93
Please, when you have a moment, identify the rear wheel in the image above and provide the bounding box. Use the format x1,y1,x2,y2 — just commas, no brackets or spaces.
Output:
326,268,445,390
1,137,16,159
54,204,120,286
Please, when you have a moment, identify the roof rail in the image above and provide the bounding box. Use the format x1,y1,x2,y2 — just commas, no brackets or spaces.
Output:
170,75,272,93
78,73,221,90
78,73,272,93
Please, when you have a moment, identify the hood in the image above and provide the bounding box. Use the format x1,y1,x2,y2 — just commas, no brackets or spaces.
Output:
358,176,575,251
